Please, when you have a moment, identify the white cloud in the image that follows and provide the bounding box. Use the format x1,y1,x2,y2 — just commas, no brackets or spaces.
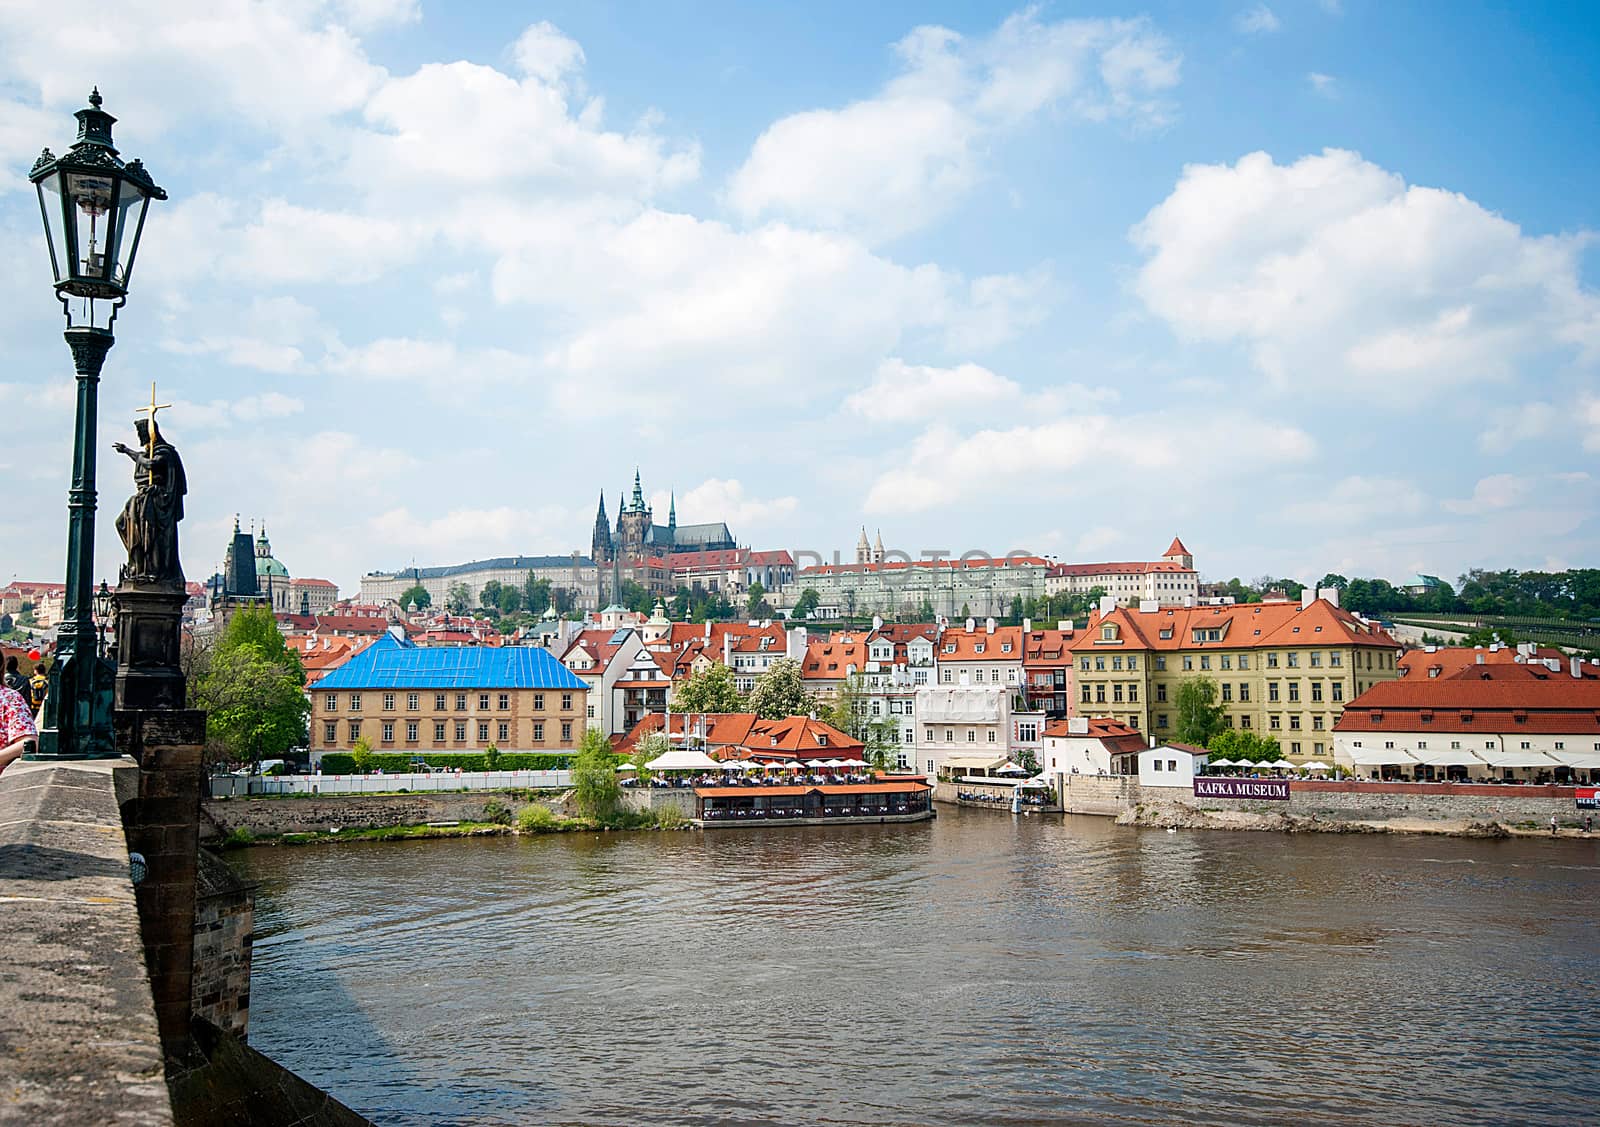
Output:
1073,526,1124,556
1131,148,1600,398
512,22,586,85
1582,395,1600,453
864,412,1314,513
369,505,570,553
727,11,1180,242
1478,401,1561,453
844,359,1023,423
1307,72,1338,97
1443,473,1533,514
651,479,799,528
1286,475,1425,525
1234,6,1281,34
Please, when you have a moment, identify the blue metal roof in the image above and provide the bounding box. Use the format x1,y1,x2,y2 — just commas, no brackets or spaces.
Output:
312,634,587,691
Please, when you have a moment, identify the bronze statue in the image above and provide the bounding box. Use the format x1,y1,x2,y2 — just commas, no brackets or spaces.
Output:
114,417,187,586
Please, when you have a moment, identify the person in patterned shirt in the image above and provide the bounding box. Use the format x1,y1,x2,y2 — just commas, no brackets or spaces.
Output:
0,684,37,776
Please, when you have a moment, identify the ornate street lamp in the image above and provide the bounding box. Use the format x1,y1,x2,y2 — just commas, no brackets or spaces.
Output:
27,90,165,760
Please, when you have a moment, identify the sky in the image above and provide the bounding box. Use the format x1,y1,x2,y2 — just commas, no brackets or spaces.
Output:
1,0,1597,595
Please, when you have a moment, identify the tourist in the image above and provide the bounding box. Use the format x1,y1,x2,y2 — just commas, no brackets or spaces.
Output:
0,682,37,777
2,656,26,698
1549,815,1558,836
27,663,47,713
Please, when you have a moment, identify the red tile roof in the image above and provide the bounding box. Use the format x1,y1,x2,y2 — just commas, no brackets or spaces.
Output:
1069,599,1398,652
1336,677,1600,735
935,626,1024,662
802,641,870,679
1165,537,1190,557
799,556,1050,577
616,712,862,756
1049,561,1195,577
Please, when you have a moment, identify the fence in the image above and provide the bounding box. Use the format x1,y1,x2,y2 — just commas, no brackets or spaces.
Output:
206,769,572,798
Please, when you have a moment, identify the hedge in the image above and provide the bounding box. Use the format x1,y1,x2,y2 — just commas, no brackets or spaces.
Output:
318,751,575,775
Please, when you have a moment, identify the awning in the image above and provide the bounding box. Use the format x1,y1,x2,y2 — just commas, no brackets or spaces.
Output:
1479,750,1560,769
1548,751,1600,769
645,749,724,770
1346,747,1419,766
943,755,1011,771
1411,749,1486,767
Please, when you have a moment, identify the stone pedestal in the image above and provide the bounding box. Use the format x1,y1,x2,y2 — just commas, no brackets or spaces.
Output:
118,708,206,1055
115,583,188,712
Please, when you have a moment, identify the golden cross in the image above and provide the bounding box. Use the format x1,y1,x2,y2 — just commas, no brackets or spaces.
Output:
135,381,171,456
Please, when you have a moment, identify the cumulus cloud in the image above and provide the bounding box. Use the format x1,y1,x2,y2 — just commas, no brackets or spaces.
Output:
727,10,1180,242
1234,6,1281,34
651,480,799,528
842,358,1115,425
1478,402,1561,453
1443,473,1534,514
1131,148,1600,398
1286,475,1426,525
1307,72,1338,97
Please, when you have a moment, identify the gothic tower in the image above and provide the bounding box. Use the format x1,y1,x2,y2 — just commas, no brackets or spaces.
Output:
856,527,871,566
592,491,613,564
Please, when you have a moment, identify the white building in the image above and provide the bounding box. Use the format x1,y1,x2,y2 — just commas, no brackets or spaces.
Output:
1138,743,1208,788
1044,538,1199,607
911,684,1044,780
1041,716,1148,777
791,554,1051,619
560,628,646,736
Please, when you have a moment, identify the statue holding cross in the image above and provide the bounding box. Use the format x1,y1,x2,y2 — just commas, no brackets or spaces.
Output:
114,381,187,586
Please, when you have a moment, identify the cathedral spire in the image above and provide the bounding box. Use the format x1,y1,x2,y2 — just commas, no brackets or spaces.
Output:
631,467,645,512
669,492,677,529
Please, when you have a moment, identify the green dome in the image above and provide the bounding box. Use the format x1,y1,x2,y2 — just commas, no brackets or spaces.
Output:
256,555,290,580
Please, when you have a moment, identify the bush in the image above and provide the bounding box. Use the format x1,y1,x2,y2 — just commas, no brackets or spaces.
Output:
482,800,513,826
318,751,573,775
655,805,688,830
517,804,560,833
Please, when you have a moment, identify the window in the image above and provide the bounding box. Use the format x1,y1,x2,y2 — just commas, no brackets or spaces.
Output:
1332,683,1344,703
987,730,996,743
1222,683,1233,702
325,693,338,711
561,693,573,711
926,728,935,742
587,705,595,718
1095,656,1106,671
1113,684,1124,703
1156,684,1167,703
406,693,419,711
1314,743,1324,756
479,722,490,741
1239,655,1250,670
1199,655,1211,671
1288,683,1300,703
1312,682,1323,703
1290,743,1300,756
1269,682,1280,703
405,721,418,741
499,722,510,742
1221,655,1232,670
1417,741,1428,750
324,721,337,743
561,721,572,741
1520,740,1531,750
1310,652,1322,668
350,694,363,711
1168,760,1177,772
1287,652,1299,668
942,669,952,683
1267,653,1279,669
1157,714,1169,729
1313,716,1324,731
1155,656,1167,671
434,722,446,741
1384,740,1394,749
1153,759,1163,771
1096,685,1106,703
532,721,544,741
382,722,394,742
498,693,510,711
435,694,447,711
455,722,467,741
946,729,954,743
1239,684,1250,703
1080,657,1091,672
1081,685,1092,704
1182,656,1193,671
1289,715,1301,730
1111,655,1123,671
1101,626,1115,641
1128,684,1138,703
479,694,490,710
1555,741,1565,750
968,730,977,743
1450,741,1461,750
1019,722,1038,742
1330,653,1343,667
383,693,395,711
1270,715,1281,730
1240,715,1252,729
456,693,467,711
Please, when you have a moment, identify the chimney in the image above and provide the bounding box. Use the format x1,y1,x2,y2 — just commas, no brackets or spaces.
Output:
1573,657,1584,679
1300,589,1315,610
1022,617,1031,633
1475,653,1484,665
1138,599,1158,614
704,621,712,639
1318,586,1341,608
1058,619,1073,632
1424,644,1436,653
1182,595,1195,608
1067,716,1088,735
985,617,996,634
965,617,976,633
1098,595,1116,616
872,614,883,631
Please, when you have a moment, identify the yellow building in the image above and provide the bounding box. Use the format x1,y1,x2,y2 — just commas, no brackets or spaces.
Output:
307,632,588,764
1068,595,1401,762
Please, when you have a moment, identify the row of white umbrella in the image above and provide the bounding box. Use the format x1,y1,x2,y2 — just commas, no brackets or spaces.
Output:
1208,758,1332,771
619,758,871,773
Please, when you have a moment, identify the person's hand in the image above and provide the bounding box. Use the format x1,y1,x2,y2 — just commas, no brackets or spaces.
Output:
113,442,131,455
0,739,30,777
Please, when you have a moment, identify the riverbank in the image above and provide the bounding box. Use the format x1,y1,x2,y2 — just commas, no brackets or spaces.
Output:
1117,802,1597,839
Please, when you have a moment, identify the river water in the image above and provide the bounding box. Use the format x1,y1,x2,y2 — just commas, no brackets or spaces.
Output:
235,810,1600,1126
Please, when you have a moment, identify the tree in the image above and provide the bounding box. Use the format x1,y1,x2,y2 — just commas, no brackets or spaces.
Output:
191,607,309,770
1317,573,1349,592
792,588,821,619
523,574,552,615
445,583,472,615
350,737,375,775
1463,625,1516,648
746,582,773,618
671,662,744,713
746,658,814,719
398,584,431,610
484,743,501,771
820,672,894,767
1207,729,1280,762
631,732,671,783
479,580,504,612
1174,676,1226,748
570,726,619,820
495,585,523,615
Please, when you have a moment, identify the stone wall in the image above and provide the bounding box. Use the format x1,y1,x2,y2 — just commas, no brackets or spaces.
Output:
0,759,172,1126
204,791,554,837
1189,780,1580,825
193,849,253,1041
619,788,696,819
1062,774,1138,816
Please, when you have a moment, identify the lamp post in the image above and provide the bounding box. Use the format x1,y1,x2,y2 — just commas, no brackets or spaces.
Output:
27,89,165,760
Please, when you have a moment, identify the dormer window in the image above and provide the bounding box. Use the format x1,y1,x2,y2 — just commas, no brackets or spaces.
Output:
975,643,986,654
1001,642,1012,653
944,643,956,654
1101,626,1117,641
817,734,828,746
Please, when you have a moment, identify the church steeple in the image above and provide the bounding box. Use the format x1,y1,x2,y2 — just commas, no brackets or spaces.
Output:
592,490,613,563
669,492,677,530
630,468,646,513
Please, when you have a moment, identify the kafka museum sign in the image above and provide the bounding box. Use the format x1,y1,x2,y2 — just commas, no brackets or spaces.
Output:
1194,777,1291,801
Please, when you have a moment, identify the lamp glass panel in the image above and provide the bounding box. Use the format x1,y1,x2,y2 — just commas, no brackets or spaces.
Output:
108,181,147,290
66,170,118,286
34,171,65,283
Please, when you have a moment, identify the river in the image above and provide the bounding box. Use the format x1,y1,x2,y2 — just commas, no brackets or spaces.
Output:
235,809,1600,1126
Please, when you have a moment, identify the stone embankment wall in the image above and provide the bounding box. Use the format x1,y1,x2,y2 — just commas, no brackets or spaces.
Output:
1062,775,1139,816
1179,780,1579,825
932,779,1061,812
620,788,696,819
204,791,559,837
193,850,253,1041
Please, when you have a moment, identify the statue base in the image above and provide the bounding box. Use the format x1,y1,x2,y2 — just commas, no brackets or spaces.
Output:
114,583,188,712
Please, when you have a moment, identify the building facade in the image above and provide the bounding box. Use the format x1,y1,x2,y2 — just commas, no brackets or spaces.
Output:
360,555,601,610
1067,592,1402,763
792,555,1052,619
591,470,737,568
1043,537,1199,606
307,631,589,764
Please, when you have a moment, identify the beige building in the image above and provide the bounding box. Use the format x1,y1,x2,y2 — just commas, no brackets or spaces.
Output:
1068,591,1402,762
1044,537,1199,606
307,632,588,764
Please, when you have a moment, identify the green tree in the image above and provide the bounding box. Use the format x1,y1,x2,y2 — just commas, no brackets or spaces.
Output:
570,726,620,819
523,573,552,615
746,658,814,719
671,662,745,713
445,583,472,615
1174,675,1226,748
746,581,771,618
350,736,375,775
1206,729,1280,762
398,584,431,610
617,579,654,614
484,743,501,771
192,607,309,771
479,580,504,612
631,731,671,782
1317,573,1349,592
495,585,522,615
820,672,894,767
792,587,821,619
1462,625,1516,648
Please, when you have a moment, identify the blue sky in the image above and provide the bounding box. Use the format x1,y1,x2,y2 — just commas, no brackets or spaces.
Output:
1,0,1596,594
